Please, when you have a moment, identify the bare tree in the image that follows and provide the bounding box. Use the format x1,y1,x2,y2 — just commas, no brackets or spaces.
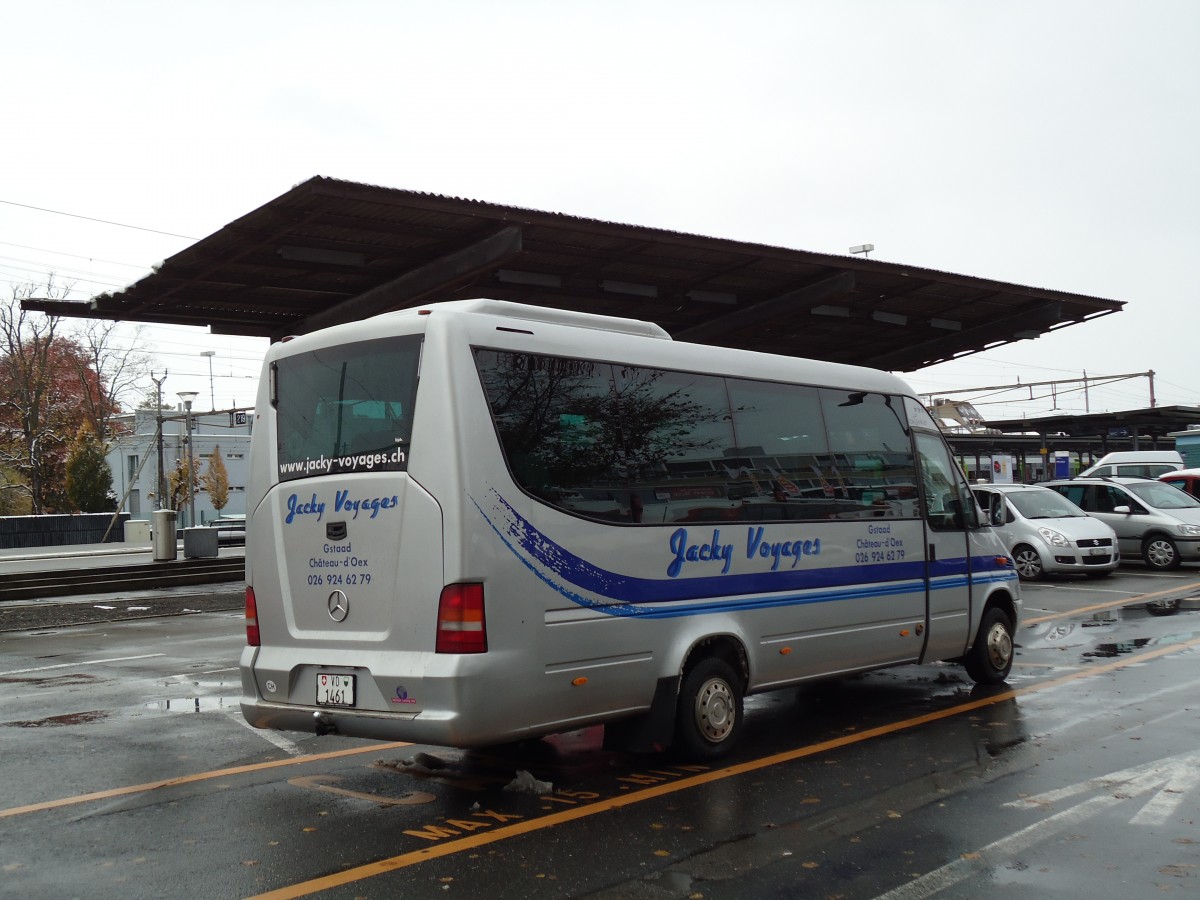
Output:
0,281,66,514
72,319,152,440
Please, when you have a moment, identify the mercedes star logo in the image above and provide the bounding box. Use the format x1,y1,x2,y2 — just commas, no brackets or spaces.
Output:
327,590,349,622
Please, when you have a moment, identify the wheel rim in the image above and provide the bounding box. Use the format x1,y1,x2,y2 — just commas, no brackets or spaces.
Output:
1013,548,1042,579
692,676,735,743
984,620,1013,672
1146,539,1176,569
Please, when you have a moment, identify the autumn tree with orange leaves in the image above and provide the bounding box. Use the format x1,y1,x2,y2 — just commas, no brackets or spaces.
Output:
0,282,126,514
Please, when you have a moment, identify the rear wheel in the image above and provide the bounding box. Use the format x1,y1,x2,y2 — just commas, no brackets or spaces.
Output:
963,607,1014,684
1142,535,1181,570
674,657,744,760
1011,545,1044,581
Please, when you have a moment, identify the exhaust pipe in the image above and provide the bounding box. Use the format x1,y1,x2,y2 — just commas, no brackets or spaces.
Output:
313,710,340,736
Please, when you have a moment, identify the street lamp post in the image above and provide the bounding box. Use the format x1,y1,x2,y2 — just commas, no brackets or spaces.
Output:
200,351,216,411
152,371,168,509
177,391,199,528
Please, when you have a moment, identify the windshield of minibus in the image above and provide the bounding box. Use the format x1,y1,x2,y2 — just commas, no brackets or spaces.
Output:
273,335,421,482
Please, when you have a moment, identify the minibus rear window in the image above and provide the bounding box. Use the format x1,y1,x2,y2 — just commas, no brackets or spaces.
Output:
274,336,421,482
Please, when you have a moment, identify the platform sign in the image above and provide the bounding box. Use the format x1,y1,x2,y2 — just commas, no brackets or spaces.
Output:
991,455,1014,484
1054,451,1071,478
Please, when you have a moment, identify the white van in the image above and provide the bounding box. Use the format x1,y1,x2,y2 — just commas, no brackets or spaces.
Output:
239,300,1020,758
1078,450,1183,479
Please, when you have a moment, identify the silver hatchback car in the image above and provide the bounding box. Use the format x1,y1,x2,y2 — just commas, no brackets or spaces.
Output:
1043,476,1200,570
972,483,1119,581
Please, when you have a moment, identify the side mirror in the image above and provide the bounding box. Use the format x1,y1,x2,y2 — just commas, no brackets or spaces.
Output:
989,496,1005,527
1112,505,1132,515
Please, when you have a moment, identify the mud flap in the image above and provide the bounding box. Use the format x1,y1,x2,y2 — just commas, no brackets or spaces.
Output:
602,675,680,754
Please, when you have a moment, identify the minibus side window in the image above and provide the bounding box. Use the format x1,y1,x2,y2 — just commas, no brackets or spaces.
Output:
819,389,917,520
474,350,617,506
725,379,829,518
612,365,738,523
476,348,922,525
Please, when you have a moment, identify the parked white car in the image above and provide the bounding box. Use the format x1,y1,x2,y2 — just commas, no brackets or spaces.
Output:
972,483,1119,581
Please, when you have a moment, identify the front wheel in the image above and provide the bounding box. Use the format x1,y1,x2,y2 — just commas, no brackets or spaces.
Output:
674,657,744,760
963,607,1014,684
1011,545,1044,581
1142,535,1181,570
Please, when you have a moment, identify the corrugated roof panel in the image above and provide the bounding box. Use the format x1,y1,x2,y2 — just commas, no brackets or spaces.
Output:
21,175,1124,371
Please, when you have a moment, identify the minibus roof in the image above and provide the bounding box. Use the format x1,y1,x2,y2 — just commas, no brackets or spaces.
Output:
415,298,672,340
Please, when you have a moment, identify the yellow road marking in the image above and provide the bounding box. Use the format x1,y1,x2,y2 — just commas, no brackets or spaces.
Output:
248,634,1200,900
0,742,411,820
1023,579,1199,625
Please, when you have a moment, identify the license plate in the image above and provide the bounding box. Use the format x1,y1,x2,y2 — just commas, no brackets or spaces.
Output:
1089,547,1107,556
316,673,355,707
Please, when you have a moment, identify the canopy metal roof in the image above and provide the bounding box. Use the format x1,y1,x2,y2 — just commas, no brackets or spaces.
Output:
23,176,1125,372
984,405,1200,444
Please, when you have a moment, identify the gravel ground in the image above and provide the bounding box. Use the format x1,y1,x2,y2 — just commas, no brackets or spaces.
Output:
0,587,244,632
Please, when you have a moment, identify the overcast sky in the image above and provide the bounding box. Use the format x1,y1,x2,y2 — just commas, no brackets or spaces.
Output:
2,2,1197,422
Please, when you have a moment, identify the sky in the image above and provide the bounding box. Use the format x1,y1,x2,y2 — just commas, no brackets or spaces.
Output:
2,1,1197,424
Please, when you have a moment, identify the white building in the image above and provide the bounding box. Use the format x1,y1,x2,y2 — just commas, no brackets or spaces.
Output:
105,406,253,527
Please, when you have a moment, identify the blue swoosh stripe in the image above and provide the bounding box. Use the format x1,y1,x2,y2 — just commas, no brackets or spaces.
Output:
476,489,935,601
473,490,1014,618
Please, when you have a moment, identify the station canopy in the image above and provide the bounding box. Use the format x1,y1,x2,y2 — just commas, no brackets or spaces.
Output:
24,176,1125,372
984,405,1200,444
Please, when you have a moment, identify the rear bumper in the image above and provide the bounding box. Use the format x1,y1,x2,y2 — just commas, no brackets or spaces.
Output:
239,697,476,745
238,644,488,746
237,645,631,748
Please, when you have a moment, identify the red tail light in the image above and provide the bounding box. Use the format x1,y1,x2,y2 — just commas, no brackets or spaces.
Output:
436,583,487,653
245,586,260,646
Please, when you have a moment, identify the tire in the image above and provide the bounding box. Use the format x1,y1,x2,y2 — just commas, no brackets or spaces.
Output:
673,657,744,760
1142,535,1181,570
963,607,1015,685
1011,545,1044,581
1145,598,1182,616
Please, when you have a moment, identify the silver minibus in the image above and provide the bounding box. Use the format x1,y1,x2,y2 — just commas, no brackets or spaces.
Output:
240,299,1020,758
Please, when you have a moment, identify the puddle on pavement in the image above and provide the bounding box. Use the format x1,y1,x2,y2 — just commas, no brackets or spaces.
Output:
1085,637,1154,658
0,673,100,687
143,696,238,713
3,710,109,728
3,696,238,727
